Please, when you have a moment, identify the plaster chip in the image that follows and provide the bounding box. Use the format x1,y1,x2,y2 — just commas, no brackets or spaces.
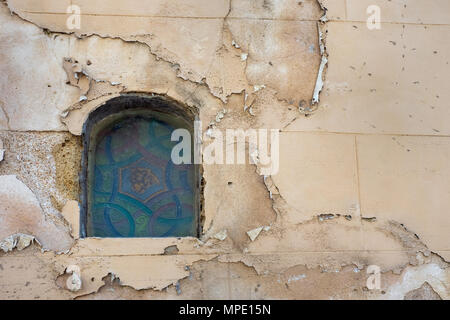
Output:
63,58,91,96
247,227,264,242
231,40,240,49
0,175,73,252
0,138,4,162
65,265,82,292
253,85,266,92
311,55,327,105
66,271,82,292
0,233,36,252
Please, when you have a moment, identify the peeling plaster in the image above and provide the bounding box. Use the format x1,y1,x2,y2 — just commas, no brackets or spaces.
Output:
0,233,38,253
213,230,228,241
247,227,264,242
0,0,448,300
65,265,82,292
383,263,449,300
63,58,92,97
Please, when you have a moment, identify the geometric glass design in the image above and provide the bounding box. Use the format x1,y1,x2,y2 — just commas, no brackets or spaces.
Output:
86,115,197,237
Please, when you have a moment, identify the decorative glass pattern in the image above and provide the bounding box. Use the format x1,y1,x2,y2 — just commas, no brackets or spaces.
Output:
86,115,197,237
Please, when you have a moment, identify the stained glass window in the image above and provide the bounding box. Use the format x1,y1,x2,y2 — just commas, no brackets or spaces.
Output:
81,96,199,238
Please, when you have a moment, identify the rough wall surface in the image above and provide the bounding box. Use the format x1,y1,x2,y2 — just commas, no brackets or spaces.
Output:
0,0,448,299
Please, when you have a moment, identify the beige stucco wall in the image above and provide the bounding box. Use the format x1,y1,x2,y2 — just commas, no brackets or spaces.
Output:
0,0,448,299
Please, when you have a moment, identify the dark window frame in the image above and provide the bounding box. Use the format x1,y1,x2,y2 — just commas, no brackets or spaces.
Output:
79,93,201,238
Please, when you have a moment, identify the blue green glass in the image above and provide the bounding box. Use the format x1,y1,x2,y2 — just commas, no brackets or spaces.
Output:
86,116,196,237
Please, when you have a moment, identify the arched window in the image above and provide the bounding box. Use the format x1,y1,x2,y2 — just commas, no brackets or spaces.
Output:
80,94,200,238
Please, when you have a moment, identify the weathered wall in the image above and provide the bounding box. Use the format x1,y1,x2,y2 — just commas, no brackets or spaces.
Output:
0,0,448,299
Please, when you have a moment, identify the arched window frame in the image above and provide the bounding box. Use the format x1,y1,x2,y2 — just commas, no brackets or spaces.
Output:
79,94,201,238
